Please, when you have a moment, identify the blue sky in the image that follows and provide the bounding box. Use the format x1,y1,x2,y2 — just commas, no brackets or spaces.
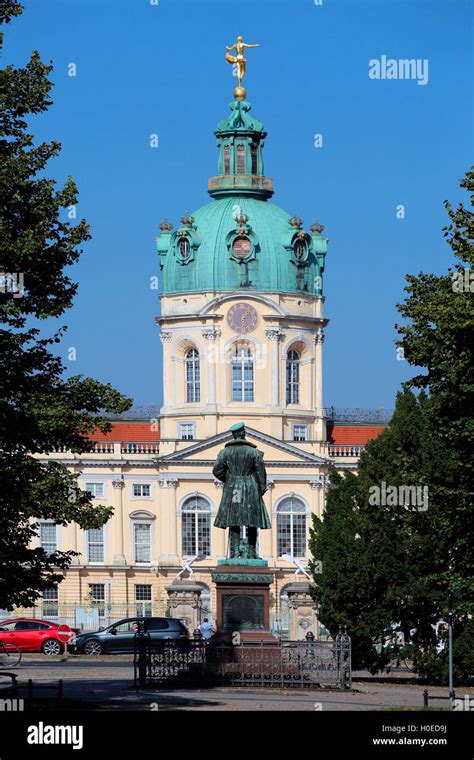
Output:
5,0,473,411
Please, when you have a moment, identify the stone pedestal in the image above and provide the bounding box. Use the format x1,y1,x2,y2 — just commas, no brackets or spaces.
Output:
165,581,203,632
286,582,318,640
212,562,275,641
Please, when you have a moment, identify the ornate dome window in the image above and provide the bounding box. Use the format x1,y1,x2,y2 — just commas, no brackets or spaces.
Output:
178,236,191,261
293,238,308,263
232,236,251,259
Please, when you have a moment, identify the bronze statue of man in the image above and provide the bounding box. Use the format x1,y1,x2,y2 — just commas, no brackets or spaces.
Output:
213,422,271,559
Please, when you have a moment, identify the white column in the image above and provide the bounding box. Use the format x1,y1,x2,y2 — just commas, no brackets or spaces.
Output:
112,479,126,565
265,328,282,406
160,331,173,408
158,478,179,565
314,327,324,418
202,327,221,405
213,480,226,559
260,480,274,560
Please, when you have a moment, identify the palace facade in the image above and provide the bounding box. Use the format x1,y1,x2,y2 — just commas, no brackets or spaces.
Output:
12,84,385,638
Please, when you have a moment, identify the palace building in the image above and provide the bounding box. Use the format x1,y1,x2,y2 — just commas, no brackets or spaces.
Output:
13,81,385,638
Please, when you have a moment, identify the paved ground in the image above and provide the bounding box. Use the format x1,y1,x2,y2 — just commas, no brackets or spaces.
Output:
2,654,471,711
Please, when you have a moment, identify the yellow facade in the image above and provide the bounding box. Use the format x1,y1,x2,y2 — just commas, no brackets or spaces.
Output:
20,288,356,638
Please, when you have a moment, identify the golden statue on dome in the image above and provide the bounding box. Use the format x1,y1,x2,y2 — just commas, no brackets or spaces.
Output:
225,36,259,100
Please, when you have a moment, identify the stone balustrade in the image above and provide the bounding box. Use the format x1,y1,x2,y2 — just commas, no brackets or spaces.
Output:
328,444,365,457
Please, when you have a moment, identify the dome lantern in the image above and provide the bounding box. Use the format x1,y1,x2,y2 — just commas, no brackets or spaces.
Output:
208,99,273,200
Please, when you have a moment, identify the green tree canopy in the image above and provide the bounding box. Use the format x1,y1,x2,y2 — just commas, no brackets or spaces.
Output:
310,169,474,678
0,2,131,608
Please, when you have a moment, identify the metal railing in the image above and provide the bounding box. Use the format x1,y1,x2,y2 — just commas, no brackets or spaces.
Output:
134,630,351,690
325,407,392,423
208,174,273,192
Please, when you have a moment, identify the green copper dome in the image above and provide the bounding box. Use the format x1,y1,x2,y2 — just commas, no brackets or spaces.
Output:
157,99,327,297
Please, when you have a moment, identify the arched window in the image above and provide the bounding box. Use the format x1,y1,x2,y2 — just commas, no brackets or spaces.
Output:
286,350,300,404
185,348,200,403
277,496,307,558
182,495,211,557
236,144,245,174
231,345,254,402
223,145,230,174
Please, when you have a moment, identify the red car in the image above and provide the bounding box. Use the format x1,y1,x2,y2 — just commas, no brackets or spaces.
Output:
0,618,79,656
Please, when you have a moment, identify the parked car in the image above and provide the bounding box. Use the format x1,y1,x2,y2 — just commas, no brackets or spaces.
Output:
69,617,190,655
0,618,80,656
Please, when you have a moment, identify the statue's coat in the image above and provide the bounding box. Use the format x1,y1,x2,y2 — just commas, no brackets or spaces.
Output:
213,439,271,529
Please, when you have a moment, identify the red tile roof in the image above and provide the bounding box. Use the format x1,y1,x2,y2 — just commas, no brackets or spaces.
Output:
327,424,385,445
88,421,384,447
89,422,160,443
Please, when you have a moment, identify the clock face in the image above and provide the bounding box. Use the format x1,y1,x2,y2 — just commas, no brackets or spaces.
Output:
227,303,259,334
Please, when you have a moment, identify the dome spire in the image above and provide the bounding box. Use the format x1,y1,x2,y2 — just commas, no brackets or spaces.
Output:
209,40,273,200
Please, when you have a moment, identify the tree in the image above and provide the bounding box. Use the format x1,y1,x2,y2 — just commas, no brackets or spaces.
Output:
309,390,430,671
0,3,131,609
395,167,474,678
309,468,392,672
310,170,474,679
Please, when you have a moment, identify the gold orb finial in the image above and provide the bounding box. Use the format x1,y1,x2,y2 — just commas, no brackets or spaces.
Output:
234,85,246,100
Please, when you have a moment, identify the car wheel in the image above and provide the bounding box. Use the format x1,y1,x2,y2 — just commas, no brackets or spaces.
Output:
83,640,103,656
41,639,62,656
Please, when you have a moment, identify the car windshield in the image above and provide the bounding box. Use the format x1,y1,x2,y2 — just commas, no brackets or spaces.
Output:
0,621,17,631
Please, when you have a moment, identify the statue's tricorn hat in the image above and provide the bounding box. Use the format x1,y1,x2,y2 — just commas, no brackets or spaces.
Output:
229,422,245,432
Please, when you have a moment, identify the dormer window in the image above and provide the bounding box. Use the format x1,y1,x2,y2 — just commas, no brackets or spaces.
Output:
178,237,190,260
294,239,308,262
232,236,251,259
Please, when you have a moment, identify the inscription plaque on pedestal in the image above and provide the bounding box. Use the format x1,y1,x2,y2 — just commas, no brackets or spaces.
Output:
222,594,264,631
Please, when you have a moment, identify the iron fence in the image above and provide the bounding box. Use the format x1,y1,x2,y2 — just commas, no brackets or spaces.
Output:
134,631,351,690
